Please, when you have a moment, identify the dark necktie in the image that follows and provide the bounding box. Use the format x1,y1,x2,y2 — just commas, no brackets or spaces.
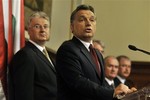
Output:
111,83,115,89
89,44,101,76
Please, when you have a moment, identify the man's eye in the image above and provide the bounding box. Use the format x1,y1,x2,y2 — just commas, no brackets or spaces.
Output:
34,25,40,28
43,25,49,29
79,19,84,21
90,19,95,22
32,25,49,29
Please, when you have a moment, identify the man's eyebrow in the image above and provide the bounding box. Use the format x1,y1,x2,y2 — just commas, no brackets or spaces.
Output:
78,15,86,18
78,15,95,18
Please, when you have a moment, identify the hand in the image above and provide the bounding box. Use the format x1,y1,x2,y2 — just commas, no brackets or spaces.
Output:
114,84,130,97
114,84,137,99
123,87,137,94
130,87,137,93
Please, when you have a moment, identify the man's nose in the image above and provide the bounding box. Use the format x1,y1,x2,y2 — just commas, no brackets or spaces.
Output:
86,20,92,26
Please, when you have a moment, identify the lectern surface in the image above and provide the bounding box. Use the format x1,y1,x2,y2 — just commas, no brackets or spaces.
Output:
121,86,150,100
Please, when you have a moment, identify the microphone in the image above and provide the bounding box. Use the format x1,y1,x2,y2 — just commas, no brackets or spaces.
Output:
128,45,150,55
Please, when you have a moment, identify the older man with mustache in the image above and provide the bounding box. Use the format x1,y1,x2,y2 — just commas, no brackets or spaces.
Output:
114,55,136,89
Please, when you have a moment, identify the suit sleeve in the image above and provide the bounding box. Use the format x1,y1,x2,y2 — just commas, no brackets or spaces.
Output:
9,50,34,100
56,44,114,100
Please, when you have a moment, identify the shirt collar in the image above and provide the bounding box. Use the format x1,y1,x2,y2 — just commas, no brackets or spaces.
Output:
117,75,126,84
105,77,114,85
29,40,45,52
76,37,92,51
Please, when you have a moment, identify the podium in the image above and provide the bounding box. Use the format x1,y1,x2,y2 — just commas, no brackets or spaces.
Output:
121,86,150,100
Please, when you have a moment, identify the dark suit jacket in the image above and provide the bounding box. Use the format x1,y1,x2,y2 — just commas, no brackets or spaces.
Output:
56,37,114,100
8,41,57,100
114,77,135,89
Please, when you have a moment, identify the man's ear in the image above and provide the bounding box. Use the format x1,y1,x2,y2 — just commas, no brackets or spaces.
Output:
70,23,74,33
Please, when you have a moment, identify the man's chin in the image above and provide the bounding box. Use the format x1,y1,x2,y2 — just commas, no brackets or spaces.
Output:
85,33,94,37
41,38,50,41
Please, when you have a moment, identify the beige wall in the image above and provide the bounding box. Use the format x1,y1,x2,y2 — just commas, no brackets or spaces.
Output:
45,0,84,50
26,0,150,62
45,0,71,50
84,0,150,61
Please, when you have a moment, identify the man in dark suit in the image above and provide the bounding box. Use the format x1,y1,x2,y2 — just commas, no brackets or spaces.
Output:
103,56,119,89
114,55,136,89
56,4,134,100
8,12,57,100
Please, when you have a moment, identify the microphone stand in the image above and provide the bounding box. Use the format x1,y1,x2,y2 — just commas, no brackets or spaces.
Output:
128,45,150,55
136,48,150,55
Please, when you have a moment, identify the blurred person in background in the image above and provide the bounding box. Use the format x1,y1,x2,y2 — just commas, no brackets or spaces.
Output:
114,55,136,89
104,56,119,89
93,39,105,57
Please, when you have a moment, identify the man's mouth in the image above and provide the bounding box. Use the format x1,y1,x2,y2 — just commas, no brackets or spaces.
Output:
41,32,46,35
85,28,92,33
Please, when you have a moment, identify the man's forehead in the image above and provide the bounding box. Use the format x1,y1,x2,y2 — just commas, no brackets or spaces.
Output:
76,10,95,17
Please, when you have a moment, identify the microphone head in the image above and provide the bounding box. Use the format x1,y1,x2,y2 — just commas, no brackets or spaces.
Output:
128,45,138,51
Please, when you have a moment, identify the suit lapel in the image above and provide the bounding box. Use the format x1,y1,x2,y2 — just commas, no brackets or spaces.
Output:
26,41,56,72
80,48,96,69
36,51,56,72
72,37,102,79
114,77,121,87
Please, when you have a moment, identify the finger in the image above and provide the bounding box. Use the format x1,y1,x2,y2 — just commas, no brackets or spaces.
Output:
131,87,137,92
